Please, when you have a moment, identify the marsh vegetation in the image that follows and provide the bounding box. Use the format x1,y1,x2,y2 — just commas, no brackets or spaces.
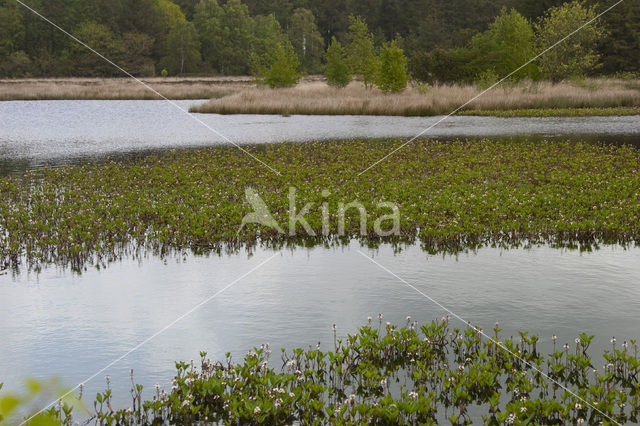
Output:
190,78,640,116
1,138,640,272
0,77,253,101
3,318,638,425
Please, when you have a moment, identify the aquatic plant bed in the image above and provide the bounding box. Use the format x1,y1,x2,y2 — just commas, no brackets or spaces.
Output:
1,138,640,271
4,318,638,424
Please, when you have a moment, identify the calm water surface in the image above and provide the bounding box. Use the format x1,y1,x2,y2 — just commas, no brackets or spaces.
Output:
1,99,639,174
1,100,640,420
1,242,638,413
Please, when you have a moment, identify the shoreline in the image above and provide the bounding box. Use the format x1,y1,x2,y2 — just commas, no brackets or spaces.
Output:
1,77,639,118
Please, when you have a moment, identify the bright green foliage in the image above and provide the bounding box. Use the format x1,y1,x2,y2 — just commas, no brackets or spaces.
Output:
287,8,325,74
263,43,300,88
19,320,640,424
248,14,299,86
324,36,351,88
165,20,201,75
0,378,82,425
375,40,408,92
534,1,605,81
249,14,289,77
346,15,378,88
192,0,222,72
468,8,538,81
212,0,254,74
2,140,640,271
67,21,123,77
153,0,188,73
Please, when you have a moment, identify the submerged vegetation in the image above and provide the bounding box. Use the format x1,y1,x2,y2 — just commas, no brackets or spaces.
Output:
1,138,640,272
190,79,640,116
2,318,639,424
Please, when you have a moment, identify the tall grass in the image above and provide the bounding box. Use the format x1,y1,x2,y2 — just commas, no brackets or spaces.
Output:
0,77,254,101
190,78,640,116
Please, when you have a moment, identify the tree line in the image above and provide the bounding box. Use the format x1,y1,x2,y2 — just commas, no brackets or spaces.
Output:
0,0,637,82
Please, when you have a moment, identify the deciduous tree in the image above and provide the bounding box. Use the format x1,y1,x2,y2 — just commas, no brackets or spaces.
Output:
346,15,377,88
534,1,604,81
287,8,325,74
375,40,408,92
325,36,351,87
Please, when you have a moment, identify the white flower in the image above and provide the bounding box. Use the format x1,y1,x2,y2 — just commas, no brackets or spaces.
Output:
575,402,582,410
289,392,295,398
507,413,516,425
520,406,527,413
254,406,261,415
408,391,418,400
577,418,584,424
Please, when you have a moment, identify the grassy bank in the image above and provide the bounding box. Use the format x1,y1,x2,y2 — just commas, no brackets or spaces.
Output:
0,77,255,101
462,107,640,117
190,78,640,116
3,318,638,425
1,139,640,271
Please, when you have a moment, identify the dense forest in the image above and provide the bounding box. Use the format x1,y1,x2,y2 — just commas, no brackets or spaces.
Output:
0,0,638,79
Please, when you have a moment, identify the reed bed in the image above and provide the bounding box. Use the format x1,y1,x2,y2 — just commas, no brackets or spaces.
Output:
1,139,640,272
191,78,640,116
0,77,255,101
10,318,639,425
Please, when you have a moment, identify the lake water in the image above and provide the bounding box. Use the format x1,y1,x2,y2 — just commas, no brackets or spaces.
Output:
1,99,639,420
1,99,639,174
1,242,639,415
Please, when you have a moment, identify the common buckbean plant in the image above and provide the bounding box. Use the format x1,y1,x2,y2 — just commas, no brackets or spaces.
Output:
6,317,637,425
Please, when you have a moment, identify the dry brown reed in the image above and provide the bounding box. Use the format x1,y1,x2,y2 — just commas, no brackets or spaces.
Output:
0,76,255,100
190,78,640,116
